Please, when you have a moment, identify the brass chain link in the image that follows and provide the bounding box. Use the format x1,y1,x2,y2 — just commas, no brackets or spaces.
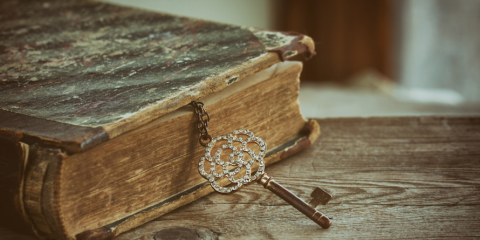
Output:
190,101,212,146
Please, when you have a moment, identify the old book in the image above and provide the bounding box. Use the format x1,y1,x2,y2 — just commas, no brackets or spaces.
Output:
0,0,318,239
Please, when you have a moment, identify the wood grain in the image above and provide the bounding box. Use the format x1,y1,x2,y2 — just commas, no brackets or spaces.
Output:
111,116,480,239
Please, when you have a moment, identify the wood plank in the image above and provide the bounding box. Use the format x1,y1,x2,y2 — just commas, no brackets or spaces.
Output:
3,116,479,239
112,116,480,239
116,205,480,239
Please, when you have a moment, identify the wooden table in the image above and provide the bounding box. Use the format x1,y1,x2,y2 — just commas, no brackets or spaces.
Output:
2,117,479,239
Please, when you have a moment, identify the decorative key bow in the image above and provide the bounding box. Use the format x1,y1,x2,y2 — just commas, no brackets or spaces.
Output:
198,129,266,193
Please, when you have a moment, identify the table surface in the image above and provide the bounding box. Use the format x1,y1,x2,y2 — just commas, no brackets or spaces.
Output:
2,116,479,239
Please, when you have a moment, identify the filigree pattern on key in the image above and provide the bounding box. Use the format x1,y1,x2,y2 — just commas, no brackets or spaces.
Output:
198,129,267,193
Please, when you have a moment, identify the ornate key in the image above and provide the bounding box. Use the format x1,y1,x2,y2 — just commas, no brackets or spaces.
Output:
192,101,332,228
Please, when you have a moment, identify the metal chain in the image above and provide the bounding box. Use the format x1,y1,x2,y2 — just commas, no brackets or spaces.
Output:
190,101,212,146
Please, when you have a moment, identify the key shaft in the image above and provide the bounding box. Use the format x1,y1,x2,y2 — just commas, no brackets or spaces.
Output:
258,173,332,229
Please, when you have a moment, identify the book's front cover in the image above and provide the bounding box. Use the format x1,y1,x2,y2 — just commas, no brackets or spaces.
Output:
0,0,315,153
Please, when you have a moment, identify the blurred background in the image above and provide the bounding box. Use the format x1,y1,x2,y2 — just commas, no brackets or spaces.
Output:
106,0,480,118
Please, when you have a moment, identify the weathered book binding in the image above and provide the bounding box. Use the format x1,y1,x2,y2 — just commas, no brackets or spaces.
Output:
0,0,317,239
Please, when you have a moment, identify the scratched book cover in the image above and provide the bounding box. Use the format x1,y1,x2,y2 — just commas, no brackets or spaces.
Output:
0,0,313,130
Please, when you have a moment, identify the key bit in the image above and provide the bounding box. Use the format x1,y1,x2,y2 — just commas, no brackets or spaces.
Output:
257,173,332,229
309,187,332,208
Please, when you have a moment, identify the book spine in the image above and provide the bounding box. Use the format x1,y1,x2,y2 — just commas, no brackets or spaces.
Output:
0,131,34,235
23,146,68,240
0,130,70,240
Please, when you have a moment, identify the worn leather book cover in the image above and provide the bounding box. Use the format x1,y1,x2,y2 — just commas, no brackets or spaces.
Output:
0,0,318,239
